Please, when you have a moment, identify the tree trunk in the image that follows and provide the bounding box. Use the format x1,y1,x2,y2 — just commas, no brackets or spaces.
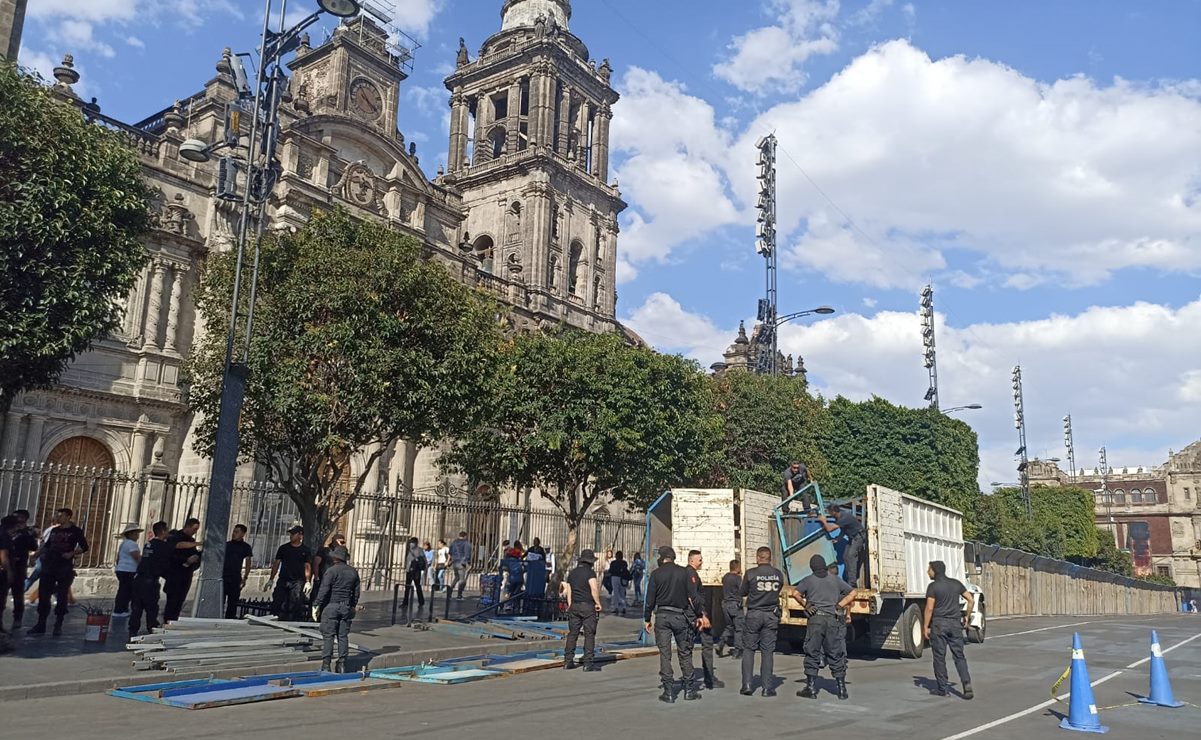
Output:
561,520,579,574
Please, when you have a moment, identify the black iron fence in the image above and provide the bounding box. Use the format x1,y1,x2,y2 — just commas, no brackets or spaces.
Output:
0,459,646,589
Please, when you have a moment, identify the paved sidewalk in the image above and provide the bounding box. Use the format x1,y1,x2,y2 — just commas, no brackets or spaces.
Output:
0,589,645,701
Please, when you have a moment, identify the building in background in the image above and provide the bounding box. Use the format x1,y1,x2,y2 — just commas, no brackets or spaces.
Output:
1029,440,1201,588
0,1,630,558
0,0,28,61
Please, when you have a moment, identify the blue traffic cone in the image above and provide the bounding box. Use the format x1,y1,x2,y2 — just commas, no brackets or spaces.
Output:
1138,630,1184,708
1060,633,1109,734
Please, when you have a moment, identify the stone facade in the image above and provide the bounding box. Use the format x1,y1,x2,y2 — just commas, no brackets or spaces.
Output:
0,0,27,61
0,2,629,535
1029,441,1201,588
713,321,802,377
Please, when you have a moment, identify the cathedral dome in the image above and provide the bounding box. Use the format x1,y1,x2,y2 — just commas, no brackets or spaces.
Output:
501,0,571,31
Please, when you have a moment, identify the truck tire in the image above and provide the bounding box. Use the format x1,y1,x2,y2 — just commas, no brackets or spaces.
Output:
967,604,986,644
898,603,924,659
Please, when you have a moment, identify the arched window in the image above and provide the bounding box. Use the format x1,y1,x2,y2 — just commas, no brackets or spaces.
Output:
548,254,559,289
1131,488,1143,504
473,234,495,274
40,436,116,568
567,240,584,296
593,277,601,309
1113,488,1126,505
489,126,507,159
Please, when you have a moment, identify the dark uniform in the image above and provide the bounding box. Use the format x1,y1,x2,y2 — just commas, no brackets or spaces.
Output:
272,541,312,621
163,529,199,623
6,525,37,628
222,538,253,619
645,547,701,702
719,571,744,656
563,553,600,669
926,560,972,696
795,554,853,699
129,536,170,637
783,464,813,511
830,508,866,588
739,560,784,695
685,563,720,689
314,548,359,673
34,524,88,633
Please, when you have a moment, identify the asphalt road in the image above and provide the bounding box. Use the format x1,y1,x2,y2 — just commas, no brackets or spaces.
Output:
3,614,1198,739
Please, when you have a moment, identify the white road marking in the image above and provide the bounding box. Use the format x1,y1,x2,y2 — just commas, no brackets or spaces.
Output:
939,630,1201,740
989,620,1097,639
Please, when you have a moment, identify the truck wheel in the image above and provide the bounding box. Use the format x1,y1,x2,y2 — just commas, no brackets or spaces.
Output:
967,604,986,644
898,604,924,659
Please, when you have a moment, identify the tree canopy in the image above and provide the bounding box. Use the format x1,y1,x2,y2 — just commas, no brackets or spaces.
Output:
443,330,718,565
701,371,830,494
975,485,1100,560
0,63,150,412
185,209,504,546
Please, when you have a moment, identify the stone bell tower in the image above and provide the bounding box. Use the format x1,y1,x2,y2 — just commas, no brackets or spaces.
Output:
443,0,625,331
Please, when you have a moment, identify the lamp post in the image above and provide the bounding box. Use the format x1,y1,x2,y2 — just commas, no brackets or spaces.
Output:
754,135,779,374
184,0,362,619
1012,365,1031,515
942,404,982,415
920,285,938,410
758,306,835,376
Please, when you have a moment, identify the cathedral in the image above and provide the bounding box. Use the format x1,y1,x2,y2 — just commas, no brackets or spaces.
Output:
0,1,629,549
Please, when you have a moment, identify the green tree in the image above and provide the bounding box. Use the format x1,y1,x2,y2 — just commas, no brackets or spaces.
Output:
823,396,980,532
443,330,719,566
185,210,503,547
974,485,1100,560
0,64,150,413
1087,527,1133,576
703,371,830,494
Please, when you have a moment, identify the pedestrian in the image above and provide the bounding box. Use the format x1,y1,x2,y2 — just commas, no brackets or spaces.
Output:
600,549,613,594
783,460,814,513
6,510,37,629
792,554,854,700
163,518,202,623
112,523,143,617
686,550,723,690
0,516,12,633
561,549,602,672
644,545,701,703
631,552,645,605
129,522,170,638
821,503,867,588
222,524,254,619
503,540,524,596
449,531,472,599
267,526,312,621
422,541,434,588
608,550,630,616
923,560,974,700
739,546,783,697
718,559,744,659
434,539,449,592
310,533,346,608
314,546,360,674
30,508,89,636
401,536,426,609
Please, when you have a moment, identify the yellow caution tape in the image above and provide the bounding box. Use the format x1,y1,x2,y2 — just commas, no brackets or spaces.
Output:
1049,664,1138,711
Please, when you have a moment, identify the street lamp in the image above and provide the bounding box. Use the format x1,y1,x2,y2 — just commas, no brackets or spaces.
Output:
775,305,836,327
942,404,982,414
184,0,362,619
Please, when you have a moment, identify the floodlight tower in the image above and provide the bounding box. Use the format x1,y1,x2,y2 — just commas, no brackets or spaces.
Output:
1063,414,1077,482
921,285,938,410
755,134,778,374
1012,365,1031,514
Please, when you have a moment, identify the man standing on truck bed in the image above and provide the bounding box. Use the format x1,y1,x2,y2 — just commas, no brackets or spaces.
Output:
782,461,815,514
739,546,784,697
792,554,855,700
685,550,723,690
718,559,743,659
822,503,867,588
923,560,974,700
645,546,700,703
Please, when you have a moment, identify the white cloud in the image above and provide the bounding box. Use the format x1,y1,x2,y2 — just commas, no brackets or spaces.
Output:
714,0,842,93
125,36,144,48
403,85,447,119
622,293,1201,489
392,0,447,38
849,0,893,26
862,297,877,308
59,20,115,58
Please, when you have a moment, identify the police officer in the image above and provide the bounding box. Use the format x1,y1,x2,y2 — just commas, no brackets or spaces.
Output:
717,559,743,659
685,550,723,689
129,522,170,639
923,560,974,699
739,546,783,697
644,546,701,703
783,461,814,513
822,503,867,588
267,526,312,621
561,549,602,672
792,554,854,700
314,546,360,673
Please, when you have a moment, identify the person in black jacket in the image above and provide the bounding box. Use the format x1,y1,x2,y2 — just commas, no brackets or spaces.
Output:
608,550,630,615
718,560,743,658
163,518,202,623
686,550,723,690
562,549,602,671
31,508,89,636
923,560,974,699
315,546,360,673
129,522,170,639
739,546,784,696
644,546,701,703
4,510,38,630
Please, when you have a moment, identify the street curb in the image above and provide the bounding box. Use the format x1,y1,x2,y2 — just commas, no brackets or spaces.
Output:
0,638,559,703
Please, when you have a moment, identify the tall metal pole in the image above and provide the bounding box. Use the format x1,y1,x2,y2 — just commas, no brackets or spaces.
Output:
1099,446,1115,547
1012,365,1031,515
755,134,778,375
921,285,938,410
1063,414,1077,483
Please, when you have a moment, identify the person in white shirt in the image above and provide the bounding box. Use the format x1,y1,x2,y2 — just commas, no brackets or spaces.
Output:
112,523,143,617
434,540,450,592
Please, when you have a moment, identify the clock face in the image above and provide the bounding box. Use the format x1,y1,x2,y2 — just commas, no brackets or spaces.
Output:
350,79,383,119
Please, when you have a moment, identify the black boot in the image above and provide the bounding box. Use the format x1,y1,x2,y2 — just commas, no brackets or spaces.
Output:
836,678,849,700
716,644,725,658
321,659,332,672
962,683,974,700
564,658,578,670
683,681,701,701
334,659,346,674
739,685,754,696
583,663,601,673
52,617,64,637
659,682,676,704
797,676,817,699
29,618,46,635
705,668,724,690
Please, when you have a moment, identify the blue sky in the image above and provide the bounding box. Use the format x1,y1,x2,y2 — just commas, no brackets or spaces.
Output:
20,1,1201,487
